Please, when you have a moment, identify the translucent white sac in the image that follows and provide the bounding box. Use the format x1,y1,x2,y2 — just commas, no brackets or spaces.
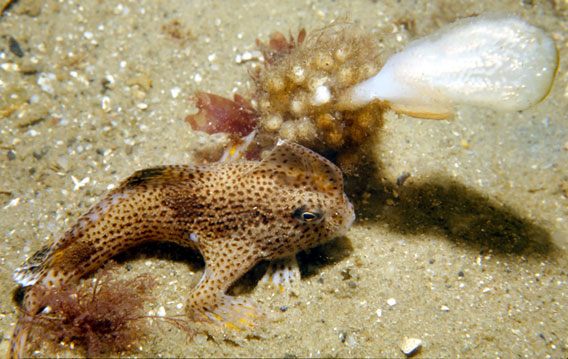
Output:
345,15,559,119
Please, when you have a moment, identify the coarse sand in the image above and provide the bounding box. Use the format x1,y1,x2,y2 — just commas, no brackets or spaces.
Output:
0,0,566,357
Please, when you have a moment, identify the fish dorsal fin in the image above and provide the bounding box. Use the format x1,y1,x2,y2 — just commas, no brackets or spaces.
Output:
119,165,195,188
251,140,344,193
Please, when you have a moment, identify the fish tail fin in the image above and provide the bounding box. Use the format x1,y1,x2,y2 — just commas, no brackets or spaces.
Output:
13,243,56,287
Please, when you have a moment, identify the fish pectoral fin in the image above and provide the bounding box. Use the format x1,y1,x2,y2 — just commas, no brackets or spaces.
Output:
192,294,263,329
261,255,300,292
186,251,264,329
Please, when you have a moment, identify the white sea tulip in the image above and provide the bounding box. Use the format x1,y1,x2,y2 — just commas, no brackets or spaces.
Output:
344,16,559,119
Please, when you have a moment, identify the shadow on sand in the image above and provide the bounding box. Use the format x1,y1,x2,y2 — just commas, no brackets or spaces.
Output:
344,157,554,258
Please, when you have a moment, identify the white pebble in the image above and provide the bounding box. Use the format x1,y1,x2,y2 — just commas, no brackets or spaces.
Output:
37,72,57,95
387,298,397,306
1,63,20,72
241,51,252,61
440,305,450,311
104,74,115,89
157,306,166,317
101,96,111,112
235,50,262,64
375,308,382,320
3,197,20,209
399,337,422,356
170,86,181,98
194,73,203,83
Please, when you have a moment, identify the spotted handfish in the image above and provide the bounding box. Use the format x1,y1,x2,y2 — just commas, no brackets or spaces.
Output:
10,139,355,357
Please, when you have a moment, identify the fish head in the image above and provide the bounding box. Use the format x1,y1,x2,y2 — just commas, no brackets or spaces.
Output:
251,140,355,255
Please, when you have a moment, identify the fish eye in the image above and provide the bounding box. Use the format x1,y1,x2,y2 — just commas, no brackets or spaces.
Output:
293,207,323,223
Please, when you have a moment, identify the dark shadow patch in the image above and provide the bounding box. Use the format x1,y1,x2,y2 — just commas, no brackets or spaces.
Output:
297,236,354,278
345,158,555,258
228,236,354,294
229,261,269,295
112,241,205,273
12,285,26,308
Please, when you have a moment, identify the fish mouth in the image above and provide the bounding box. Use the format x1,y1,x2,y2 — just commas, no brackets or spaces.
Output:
335,198,355,237
345,199,356,229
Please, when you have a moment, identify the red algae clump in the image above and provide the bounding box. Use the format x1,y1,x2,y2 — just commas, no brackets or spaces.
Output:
185,92,258,137
17,265,171,357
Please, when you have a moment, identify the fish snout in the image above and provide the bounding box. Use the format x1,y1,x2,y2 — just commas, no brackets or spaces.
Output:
331,196,355,237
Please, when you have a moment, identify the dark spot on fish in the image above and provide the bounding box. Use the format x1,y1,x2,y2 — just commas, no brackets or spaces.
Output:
9,36,24,58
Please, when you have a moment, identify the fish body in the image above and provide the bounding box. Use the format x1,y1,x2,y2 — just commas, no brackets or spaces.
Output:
11,140,355,356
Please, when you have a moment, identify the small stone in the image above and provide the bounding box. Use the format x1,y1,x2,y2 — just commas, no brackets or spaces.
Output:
9,36,24,57
241,51,252,61
37,72,56,94
375,308,382,319
440,305,450,311
0,63,19,72
101,96,111,112
387,298,397,306
157,306,166,317
399,337,422,356
170,86,181,99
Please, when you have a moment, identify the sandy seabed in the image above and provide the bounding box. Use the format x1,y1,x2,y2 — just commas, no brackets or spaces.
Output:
0,0,567,357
